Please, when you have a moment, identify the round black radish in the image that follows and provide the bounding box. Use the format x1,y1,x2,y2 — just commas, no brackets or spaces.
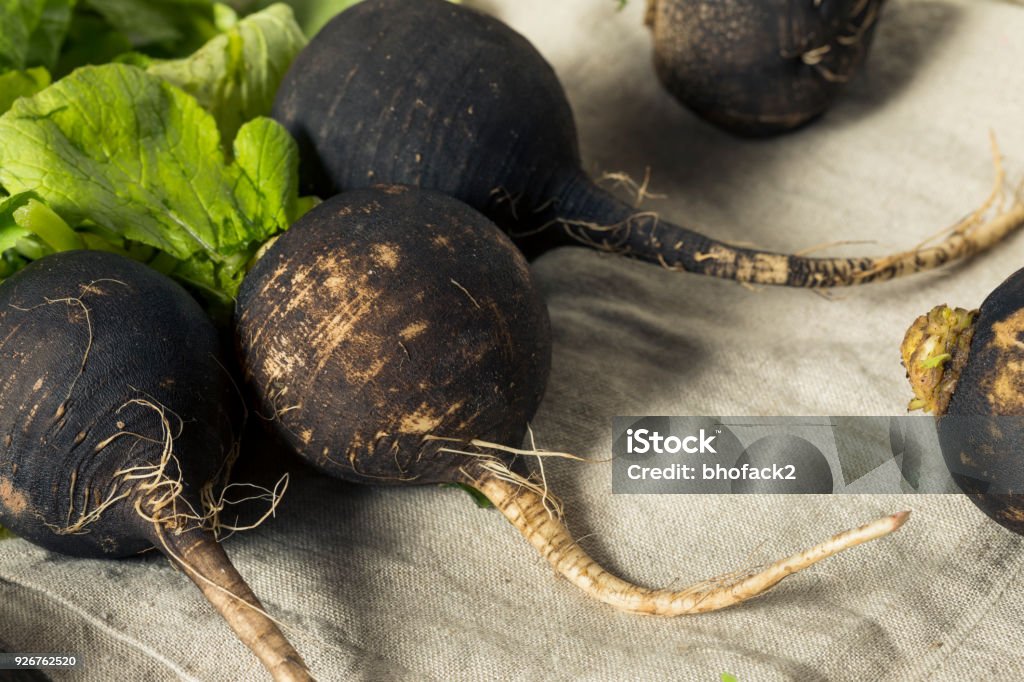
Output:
0,251,311,682
902,269,1024,535
270,0,1001,288
237,185,908,615
236,186,551,485
274,0,579,252
645,0,885,136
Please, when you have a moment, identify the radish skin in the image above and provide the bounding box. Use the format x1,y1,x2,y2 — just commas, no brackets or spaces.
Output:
903,267,1024,535
273,0,1024,288
236,186,909,615
0,252,312,682
645,0,887,136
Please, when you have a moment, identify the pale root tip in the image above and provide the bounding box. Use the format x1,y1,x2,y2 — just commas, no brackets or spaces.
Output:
891,510,911,528
864,510,910,540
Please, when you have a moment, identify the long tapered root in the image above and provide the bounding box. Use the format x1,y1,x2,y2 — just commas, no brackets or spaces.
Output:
474,474,908,615
157,527,314,681
597,199,1024,288
554,135,1024,287
689,135,1024,286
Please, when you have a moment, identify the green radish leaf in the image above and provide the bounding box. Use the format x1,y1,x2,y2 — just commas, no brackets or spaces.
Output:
146,4,307,145
25,0,75,69
234,0,363,37
0,0,73,72
52,11,133,76
0,525,16,540
231,0,459,39
52,11,134,77
0,0,38,71
0,67,50,114
79,0,218,53
0,64,300,302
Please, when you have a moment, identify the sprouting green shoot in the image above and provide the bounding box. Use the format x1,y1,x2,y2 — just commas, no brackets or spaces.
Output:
920,353,952,369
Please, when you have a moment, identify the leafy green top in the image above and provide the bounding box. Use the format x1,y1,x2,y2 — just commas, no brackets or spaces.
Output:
0,4,309,308
0,0,73,73
0,67,50,114
145,3,307,145
0,63,300,303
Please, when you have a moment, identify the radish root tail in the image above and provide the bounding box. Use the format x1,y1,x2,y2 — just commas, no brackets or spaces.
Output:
51,396,307,680
157,526,314,682
541,134,1024,287
473,471,909,615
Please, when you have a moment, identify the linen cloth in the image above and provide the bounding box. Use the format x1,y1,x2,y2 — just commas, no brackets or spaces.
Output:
3,0,1024,679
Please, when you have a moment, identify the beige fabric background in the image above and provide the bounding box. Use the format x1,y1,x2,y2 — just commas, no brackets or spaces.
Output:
3,0,1024,679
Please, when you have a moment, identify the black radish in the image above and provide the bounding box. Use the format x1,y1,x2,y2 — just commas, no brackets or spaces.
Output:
644,0,886,136
272,0,1020,288
0,251,311,681
237,185,909,615
903,269,1024,535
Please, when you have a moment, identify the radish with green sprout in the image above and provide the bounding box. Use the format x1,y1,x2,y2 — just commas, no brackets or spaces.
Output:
644,0,886,136
0,251,311,681
271,0,1019,287
903,268,1024,535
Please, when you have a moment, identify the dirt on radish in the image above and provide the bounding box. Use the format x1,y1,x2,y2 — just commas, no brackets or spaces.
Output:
903,268,1024,535
645,0,886,135
272,0,1021,288
0,251,311,682
234,185,909,616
